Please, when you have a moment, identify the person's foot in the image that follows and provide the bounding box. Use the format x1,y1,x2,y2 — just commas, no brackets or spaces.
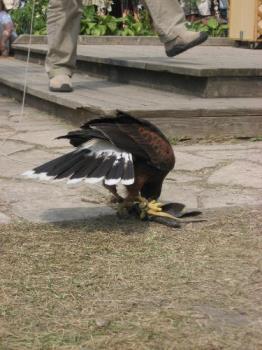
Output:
1,47,10,57
49,74,73,92
165,31,208,57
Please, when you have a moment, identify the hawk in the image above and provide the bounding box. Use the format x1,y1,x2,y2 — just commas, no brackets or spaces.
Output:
23,111,177,221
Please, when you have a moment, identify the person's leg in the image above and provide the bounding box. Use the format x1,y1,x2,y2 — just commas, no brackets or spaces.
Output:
10,31,17,43
45,0,83,91
144,0,186,43
0,22,3,54
144,0,208,57
0,26,11,56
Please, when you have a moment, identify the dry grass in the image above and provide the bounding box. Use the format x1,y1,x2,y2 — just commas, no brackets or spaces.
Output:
0,207,262,350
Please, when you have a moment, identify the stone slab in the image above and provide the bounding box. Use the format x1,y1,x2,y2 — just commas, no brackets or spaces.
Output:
14,35,236,47
198,187,262,209
174,142,262,152
0,212,11,224
166,172,201,183
0,139,33,155
0,179,114,223
161,183,200,208
162,182,262,209
13,44,262,77
2,58,250,112
0,58,262,139
208,161,262,189
195,148,262,163
174,151,223,171
13,44,262,98
0,149,61,178
10,130,71,149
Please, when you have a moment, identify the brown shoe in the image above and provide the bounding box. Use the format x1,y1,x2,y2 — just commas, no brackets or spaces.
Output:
165,31,208,57
49,74,73,92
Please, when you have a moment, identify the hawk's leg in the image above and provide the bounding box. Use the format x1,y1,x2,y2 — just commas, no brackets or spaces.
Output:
103,183,124,203
117,181,143,218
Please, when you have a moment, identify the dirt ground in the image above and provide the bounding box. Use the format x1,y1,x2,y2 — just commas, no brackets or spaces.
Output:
0,206,261,350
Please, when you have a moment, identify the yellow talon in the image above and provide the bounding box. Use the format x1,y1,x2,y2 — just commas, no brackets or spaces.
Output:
130,197,183,222
116,197,204,224
147,209,183,221
148,201,163,212
148,200,164,212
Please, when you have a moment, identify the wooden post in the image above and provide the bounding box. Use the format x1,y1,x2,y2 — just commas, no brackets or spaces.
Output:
229,0,262,43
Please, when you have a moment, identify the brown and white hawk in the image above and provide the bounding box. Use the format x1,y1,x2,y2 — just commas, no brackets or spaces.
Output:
23,111,178,221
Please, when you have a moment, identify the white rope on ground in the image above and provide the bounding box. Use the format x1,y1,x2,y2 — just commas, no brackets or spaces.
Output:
0,0,38,166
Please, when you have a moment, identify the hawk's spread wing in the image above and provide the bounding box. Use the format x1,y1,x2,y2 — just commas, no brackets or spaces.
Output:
23,112,175,186
81,111,175,172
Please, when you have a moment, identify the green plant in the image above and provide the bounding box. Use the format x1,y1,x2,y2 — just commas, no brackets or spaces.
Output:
11,3,155,37
80,6,155,36
80,5,119,36
120,10,155,36
186,17,228,37
11,0,48,35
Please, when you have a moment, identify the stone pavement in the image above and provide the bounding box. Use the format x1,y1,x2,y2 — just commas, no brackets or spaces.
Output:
0,95,261,224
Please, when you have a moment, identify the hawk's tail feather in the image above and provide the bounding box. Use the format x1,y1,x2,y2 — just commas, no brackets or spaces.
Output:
22,149,135,186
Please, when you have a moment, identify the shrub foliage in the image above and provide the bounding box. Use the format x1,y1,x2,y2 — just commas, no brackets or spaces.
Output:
11,1,228,37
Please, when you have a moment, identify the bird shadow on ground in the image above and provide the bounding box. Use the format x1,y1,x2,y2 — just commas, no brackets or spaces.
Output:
40,207,114,224
41,208,151,236
39,203,207,234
